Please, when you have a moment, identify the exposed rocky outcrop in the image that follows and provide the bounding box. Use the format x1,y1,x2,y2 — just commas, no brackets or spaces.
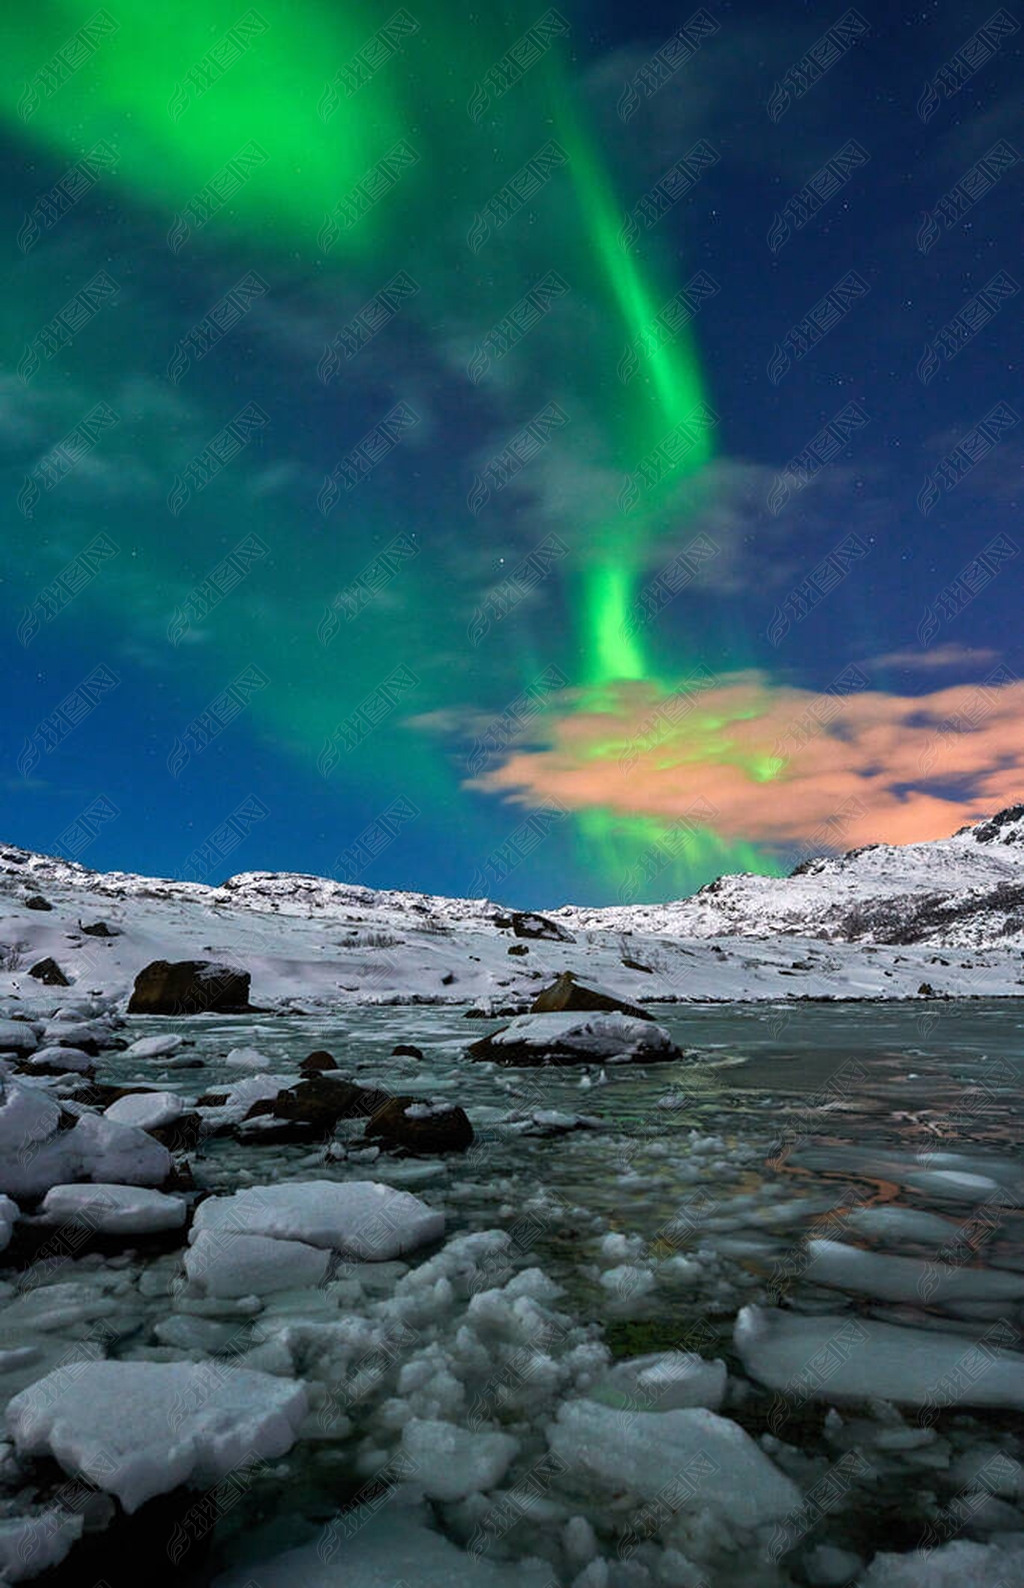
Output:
127,960,252,1015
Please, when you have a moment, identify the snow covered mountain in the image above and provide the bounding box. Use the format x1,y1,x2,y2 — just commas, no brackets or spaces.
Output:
558,805,1024,949
1,805,1023,1008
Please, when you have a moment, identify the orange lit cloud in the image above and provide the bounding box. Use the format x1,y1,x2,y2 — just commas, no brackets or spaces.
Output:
467,670,1024,850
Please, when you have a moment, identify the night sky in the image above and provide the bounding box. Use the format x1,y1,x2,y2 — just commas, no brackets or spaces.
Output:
3,1,1022,906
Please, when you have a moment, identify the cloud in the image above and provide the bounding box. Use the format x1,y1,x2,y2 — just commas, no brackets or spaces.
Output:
466,670,1024,851
870,644,1001,671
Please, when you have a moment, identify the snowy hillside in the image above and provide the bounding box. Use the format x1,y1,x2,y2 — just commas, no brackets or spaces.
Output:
558,805,1024,950
1,807,1024,1009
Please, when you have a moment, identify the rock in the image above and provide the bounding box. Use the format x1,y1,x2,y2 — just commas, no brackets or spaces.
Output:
530,970,652,1021
242,1076,392,1143
24,896,52,911
149,1111,202,1153
469,1011,683,1067
300,1050,337,1073
28,958,69,986
79,921,120,937
620,957,653,973
127,960,251,1015
510,910,574,942
364,1097,474,1154
391,1044,424,1060
918,981,936,997
507,943,529,956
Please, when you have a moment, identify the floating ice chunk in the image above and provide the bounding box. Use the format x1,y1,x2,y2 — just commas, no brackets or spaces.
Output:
104,1091,183,1131
858,1537,1024,1586
225,1047,272,1069
804,1543,863,1585
214,1504,554,1586
64,1113,171,1187
844,1206,957,1246
6,1360,308,1513
0,1511,84,1582
124,1035,184,1059
0,1080,60,1158
400,1418,519,1499
184,1230,329,1297
735,1306,1024,1410
588,1352,727,1414
38,1184,186,1234
548,1400,801,1527
191,1181,444,1259
0,1021,39,1053
905,1169,1001,1201
805,1238,1024,1306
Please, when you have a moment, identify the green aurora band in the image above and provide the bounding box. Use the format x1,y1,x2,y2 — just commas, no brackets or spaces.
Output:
7,0,779,896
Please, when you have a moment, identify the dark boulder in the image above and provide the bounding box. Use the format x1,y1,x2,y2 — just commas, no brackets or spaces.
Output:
391,1044,424,1060
508,944,529,956
29,957,69,986
241,1075,392,1143
511,911,575,942
364,1097,474,1154
300,1050,338,1074
81,920,121,937
530,971,652,1021
127,960,252,1015
25,896,52,911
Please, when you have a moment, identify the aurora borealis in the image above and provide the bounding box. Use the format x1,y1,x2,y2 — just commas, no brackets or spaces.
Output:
3,1,1023,903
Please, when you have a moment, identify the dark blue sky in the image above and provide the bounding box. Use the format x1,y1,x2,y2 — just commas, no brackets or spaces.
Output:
3,0,1021,904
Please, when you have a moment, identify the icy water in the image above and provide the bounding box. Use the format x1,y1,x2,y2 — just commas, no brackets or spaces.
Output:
34,1000,1024,1586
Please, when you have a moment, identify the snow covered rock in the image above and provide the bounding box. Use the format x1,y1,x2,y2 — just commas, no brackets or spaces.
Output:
104,1091,184,1131
364,1097,474,1154
27,957,69,986
190,1180,444,1259
469,1012,682,1067
184,1230,329,1297
6,1360,307,1512
587,1351,727,1414
400,1417,519,1499
735,1306,1024,1410
530,971,652,1020
548,1399,802,1526
127,960,251,1015
37,1183,186,1235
